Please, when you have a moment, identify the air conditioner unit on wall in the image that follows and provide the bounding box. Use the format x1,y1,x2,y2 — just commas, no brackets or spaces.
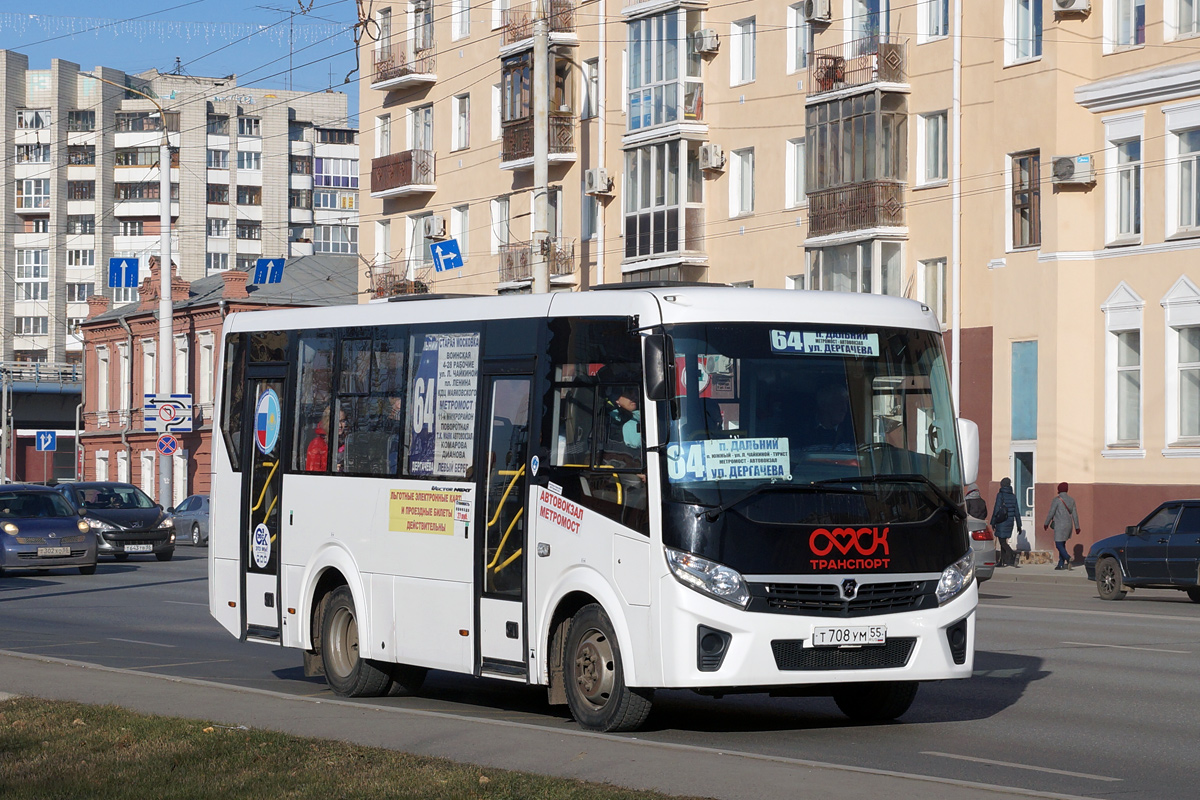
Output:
423,215,447,239
692,29,719,54
699,143,725,171
1051,155,1095,186
584,168,613,195
1054,0,1089,12
804,0,831,23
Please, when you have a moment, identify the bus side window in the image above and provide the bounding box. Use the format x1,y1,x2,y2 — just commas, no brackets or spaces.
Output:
294,330,336,473
220,333,246,472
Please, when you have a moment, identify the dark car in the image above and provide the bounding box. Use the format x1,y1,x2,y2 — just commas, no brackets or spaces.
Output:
171,494,209,547
0,485,98,576
55,482,175,562
1085,500,1200,602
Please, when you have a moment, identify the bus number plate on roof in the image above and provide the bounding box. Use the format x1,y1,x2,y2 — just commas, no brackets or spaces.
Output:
770,330,880,357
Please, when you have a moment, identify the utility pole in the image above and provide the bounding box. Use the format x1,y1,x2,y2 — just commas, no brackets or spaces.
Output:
531,0,551,294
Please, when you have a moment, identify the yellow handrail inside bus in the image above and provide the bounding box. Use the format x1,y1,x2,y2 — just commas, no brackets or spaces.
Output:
495,547,523,573
251,461,278,512
488,507,523,570
486,464,526,528
262,495,279,528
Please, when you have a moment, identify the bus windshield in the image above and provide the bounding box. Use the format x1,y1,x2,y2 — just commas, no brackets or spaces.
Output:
661,322,962,514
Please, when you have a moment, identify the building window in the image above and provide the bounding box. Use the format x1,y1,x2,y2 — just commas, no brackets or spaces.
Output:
206,253,229,274
1114,0,1146,48
730,147,755,217
375,115,391,158
68,180,95,200
1179,326,1200,439
207,115,230,135
919,258,947,327
207,149,229,169
852,0,890,38
141,340,156,397
174,334,189,395
199,333,216,406
920,111,948,183
115,147,167,167
16,109,50,129
408,213,432,266
409,104,434,151
451,205,470,259
1115,139,1141,238
805,93,908,192
237,186,262,205
16,251,49,300
16,179,50,209
452,0,471,39
582,190,598,240
67,250,95,267
1011,150,1041,248
1174,0,1200,39
16,143,51,163
29,217,48,233
314,158,359,188
490,196,510,254
787,5,812,73
115,182,177,201
68,145,95,165
207,218,229,238
805,240,903,296
581,58,600,119
413,0,435,51
68,215,95,234
730,17,756,85
316,129,355,144
115,111,178,132
1101,282,1143,452
452,94,471,151
67,110,95,131
67,282,95,301
236,151,262,170
207,184,230,204
119,220,144,237
289,189,313,209
492,83,502,140
920,0,949,41
67,317,85,336
110,284,139,304
786,138,806,208
236,222,262,240
627,10,704,132
1008,0,1042,63
1178,128,1200,231
1114,330,1141,443
315,225,358,254
238,117,261,137
16,317,49,336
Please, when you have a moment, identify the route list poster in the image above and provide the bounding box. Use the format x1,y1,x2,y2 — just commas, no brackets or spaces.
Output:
408,333,480,477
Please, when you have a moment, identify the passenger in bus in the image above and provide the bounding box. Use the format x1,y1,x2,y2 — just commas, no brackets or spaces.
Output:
305,407,330,471
607,388,641,449
803,382,854,451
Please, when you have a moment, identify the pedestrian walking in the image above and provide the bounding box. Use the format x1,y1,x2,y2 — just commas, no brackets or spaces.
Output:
991,478,1023,567
965,483,987,521
1044,482,1081,570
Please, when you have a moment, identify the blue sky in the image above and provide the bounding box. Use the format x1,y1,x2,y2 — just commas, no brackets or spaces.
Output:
0,1,360,119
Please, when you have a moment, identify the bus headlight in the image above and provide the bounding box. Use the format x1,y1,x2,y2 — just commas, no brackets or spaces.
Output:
936,549,975,605
665,547,750,608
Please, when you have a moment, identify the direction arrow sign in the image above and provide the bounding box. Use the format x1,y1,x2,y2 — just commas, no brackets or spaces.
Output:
254,258,286,284
35,431,57,452
108,258,139,289
430,239,463,273
144,393,194,433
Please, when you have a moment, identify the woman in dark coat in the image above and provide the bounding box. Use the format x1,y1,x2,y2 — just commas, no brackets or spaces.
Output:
991,477,1024,567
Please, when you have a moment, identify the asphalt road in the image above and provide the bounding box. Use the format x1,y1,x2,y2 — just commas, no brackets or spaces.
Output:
3,550,1200,799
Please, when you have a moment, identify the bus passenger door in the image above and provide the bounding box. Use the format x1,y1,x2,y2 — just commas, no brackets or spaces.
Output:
241,372,289,642
477,373,532,679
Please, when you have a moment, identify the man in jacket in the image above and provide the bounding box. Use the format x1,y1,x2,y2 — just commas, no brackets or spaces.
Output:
1044,482,1081,570
991,478,1023,567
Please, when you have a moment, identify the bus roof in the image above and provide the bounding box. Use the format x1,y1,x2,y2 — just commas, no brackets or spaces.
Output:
224,287,941,335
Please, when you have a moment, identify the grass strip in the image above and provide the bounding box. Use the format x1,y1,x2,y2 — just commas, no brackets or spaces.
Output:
0,697,708,800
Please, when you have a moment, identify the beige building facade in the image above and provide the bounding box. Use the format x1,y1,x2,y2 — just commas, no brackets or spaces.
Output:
359,0,1200,555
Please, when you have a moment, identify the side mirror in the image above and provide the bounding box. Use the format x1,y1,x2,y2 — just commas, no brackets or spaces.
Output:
78,508,86,517
957,418,980,485
1125,525,1140,536
167,506,175,513
643,333,676,402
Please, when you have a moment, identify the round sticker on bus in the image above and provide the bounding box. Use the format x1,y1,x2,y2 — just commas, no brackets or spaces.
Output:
255,389,281,455
252,523,271,569
530,455,540,477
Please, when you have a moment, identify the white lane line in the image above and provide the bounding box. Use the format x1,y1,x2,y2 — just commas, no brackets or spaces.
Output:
922,752,1121,783
163,601,208,607
108,638,176,648
980,603,1200,624
1061,641,1191,654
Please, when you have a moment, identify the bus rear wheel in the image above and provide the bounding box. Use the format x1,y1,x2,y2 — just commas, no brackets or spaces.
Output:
564,604,652,732
320,586,391,698
833,681,918,723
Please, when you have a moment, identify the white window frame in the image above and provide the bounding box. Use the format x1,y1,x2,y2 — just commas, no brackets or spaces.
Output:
174,334,189,395
849,0,891,39
117,450,129,484
491,196,510,254
67,249,95,267
409,104,433,151
140,451,155,498
917,111,948,186
118,343,131,414
96,345,110,414
492,84,502,140
376,114,391,158
581,189,599,240
729,147,755,217
917,257,948,329
581,58,600,119
206,253,229,273
375,219,392,269
96,451,110,482
1104,113,1144,245
786,5,812,74
142,339,156,399
172,447,187,508
1164,102,1200,238
1004,0,1042,65
1166,0,1200,41
207,217,229,238
1102,281,1145,455
407,212,433,270
785,138,806,209
452,0,471,40
492,0,508,30
451,205,470,260
198,331,216,406
918,0,949,43
236,151,260,170
804,239,904,296
1163,275,1200,451
730,17,756,86
452,94,471,151
376,7,393,54
1106,0,1146,52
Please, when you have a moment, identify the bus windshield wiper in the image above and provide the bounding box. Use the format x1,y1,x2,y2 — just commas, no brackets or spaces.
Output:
813,474,966,521
698,481,864,523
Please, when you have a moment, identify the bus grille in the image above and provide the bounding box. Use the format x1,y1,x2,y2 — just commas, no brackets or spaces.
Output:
770,637,916,671
749,580,936,618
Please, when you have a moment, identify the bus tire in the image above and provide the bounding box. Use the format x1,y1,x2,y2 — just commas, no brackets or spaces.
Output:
833,681,918,723
564,603,652,732
320,586,391,698
385,664,427,697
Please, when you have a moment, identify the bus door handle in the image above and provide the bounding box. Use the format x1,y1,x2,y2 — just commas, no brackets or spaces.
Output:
537,543,551,557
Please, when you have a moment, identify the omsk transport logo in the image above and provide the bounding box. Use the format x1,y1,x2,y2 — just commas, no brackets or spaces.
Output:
809,527,890,571
255,389,282,455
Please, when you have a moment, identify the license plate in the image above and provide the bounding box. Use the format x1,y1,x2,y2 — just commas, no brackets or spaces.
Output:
124,544,154,553
811,625,887,647
37,546,70,557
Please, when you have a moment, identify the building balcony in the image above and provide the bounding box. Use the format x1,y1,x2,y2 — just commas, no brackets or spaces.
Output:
370,47,437,91
498,239,576,284
370,150,436,198
806,180,905,238
289,240,315,257
502,0,577,48
371,262,430,298
807,35,907,99
500,115,576,169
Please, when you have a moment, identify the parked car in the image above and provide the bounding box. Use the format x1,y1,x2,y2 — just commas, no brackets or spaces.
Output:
0,484,97,576
1084,500,1200,602
967,516,996,583
55,482,175,562
171,494,210,547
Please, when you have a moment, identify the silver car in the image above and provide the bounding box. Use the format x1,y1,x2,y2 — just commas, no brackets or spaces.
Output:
171,494,210,547
967,515,996,583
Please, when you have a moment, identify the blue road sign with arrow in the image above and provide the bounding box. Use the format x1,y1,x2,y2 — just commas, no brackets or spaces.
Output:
253,258,286,284
36,431,56,452
430,239,463,273
108,258,139,288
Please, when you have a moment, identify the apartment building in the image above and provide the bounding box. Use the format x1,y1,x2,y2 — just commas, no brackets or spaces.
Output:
359,1,1200,553
0,49,359,366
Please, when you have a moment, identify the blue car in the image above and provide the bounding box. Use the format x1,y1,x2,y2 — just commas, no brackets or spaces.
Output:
0,485,97,576
1085,500,1200,602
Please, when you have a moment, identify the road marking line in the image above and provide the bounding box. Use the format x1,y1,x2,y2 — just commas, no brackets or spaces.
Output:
163,601,208,607
922,752,1121,782
980,603,1200,624
1061,641,1191,654
108,638,175,648
138,660,232,669
1,642,101,650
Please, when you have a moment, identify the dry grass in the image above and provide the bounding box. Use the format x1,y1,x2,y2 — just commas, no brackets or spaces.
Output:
0,697,705,800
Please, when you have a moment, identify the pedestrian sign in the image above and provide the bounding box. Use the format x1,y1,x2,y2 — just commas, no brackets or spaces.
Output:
108,258,139,289
156,434,178,456
144,393,193,433
430,239,463,273
35,431,56,452
253,258,286,284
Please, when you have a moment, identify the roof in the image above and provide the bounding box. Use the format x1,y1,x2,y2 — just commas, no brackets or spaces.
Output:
87,254,362,326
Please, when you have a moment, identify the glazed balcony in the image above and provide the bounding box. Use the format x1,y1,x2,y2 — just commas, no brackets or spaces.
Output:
370,149,436,198
370,46,437,91
498,239,576,284
807,180,905,238
807,35,907,98
500,115,576,169
502,0,577,48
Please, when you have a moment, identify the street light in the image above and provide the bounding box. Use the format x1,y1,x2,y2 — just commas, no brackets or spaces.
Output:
81,72,174,506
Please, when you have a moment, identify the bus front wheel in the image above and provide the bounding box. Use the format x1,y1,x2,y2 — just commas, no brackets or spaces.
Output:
320,586,391,697
564,604,652,732
833,681,918,723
